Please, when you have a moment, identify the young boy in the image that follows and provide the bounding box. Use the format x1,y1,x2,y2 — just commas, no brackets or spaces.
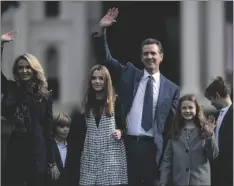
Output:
204,76,233,186
48,112,71,186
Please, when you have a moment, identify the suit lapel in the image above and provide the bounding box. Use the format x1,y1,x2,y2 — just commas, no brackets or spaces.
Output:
220,104,233,126
219,104,233,142
155,75,166,108
155,75,167,123
53,140,64,170
64,143,69,169
132,70,144,100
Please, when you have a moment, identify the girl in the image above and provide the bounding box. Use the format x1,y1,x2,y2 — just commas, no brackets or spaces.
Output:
70,65,128,186
159,94,219,186
1,31,55,186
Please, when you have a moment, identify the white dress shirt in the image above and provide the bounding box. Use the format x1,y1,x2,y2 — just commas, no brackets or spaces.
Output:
55,138,67,168
215,104,232,146
127,70,160,137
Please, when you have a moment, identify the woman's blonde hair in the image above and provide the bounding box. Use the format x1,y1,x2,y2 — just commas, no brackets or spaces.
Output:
82,65,115,116
12,53,49,97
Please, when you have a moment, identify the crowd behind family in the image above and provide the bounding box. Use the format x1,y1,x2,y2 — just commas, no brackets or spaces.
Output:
1,7,233,186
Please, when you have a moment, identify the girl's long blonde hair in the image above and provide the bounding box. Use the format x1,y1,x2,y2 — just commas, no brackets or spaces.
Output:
82,65,115,117
13,53,50,98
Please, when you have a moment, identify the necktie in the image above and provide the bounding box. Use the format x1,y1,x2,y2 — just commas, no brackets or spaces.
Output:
141,76,153,131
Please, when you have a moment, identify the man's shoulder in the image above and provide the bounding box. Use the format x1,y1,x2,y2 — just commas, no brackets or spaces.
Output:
121,62,142,75
226,104,233,118
123,62,140,70
161,74,179,90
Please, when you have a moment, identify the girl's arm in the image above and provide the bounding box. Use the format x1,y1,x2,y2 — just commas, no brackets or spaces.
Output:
114,96,126,138
44,94,56,166
203,116,219,159
204,134,219,159
159,139,173,185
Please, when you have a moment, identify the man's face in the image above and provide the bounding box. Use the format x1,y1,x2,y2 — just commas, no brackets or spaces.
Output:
208,96,223,110
141,44,163,74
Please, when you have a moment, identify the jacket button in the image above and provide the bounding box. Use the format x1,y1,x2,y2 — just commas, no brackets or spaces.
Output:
185,149,189,153
186,168,189,172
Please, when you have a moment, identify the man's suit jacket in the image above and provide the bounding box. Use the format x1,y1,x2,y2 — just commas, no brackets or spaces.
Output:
211,104,233,186
92,32,180,164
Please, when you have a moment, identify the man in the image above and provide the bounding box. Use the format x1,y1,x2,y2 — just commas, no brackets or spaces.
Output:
204,76,233,186
92,7,179,186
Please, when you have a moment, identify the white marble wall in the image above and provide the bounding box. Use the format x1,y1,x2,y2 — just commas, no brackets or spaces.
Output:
2,2,227,113
180,1,226,111
1,2,102,114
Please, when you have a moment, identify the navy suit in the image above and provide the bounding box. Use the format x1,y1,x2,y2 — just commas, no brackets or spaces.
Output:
211,105,233,186
92,32,179,185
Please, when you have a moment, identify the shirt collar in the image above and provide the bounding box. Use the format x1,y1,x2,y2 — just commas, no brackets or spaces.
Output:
220,103,232,113
54,138,67,147
143,69,160,81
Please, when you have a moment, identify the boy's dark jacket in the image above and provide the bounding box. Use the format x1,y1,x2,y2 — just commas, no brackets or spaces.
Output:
47,139,73,186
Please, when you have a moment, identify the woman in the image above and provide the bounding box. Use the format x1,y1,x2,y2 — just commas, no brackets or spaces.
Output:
1,31,56,186
69,65,128,186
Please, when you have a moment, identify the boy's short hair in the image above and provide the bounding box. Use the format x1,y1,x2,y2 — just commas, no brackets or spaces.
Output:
205,76,232,99
52,112,71,135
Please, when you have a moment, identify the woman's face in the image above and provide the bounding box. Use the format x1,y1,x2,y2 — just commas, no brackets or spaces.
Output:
16,59,34,81
180,100,197,120
91,70,105,92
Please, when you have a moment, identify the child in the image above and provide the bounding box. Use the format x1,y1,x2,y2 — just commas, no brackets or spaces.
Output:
159,94,219,186
48,112,72,186
74,65,128,186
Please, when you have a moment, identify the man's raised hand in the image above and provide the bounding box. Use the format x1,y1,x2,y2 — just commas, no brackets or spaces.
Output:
100,7,119,28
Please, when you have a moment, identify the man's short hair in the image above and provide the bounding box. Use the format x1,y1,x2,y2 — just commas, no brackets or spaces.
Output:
204,76,232,99
141,38,164,55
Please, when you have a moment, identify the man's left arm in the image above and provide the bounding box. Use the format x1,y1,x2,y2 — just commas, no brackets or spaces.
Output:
163,87,180,147
170,87,180,118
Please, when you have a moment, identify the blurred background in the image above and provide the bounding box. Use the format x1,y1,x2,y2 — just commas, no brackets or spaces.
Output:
1,1,233,115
